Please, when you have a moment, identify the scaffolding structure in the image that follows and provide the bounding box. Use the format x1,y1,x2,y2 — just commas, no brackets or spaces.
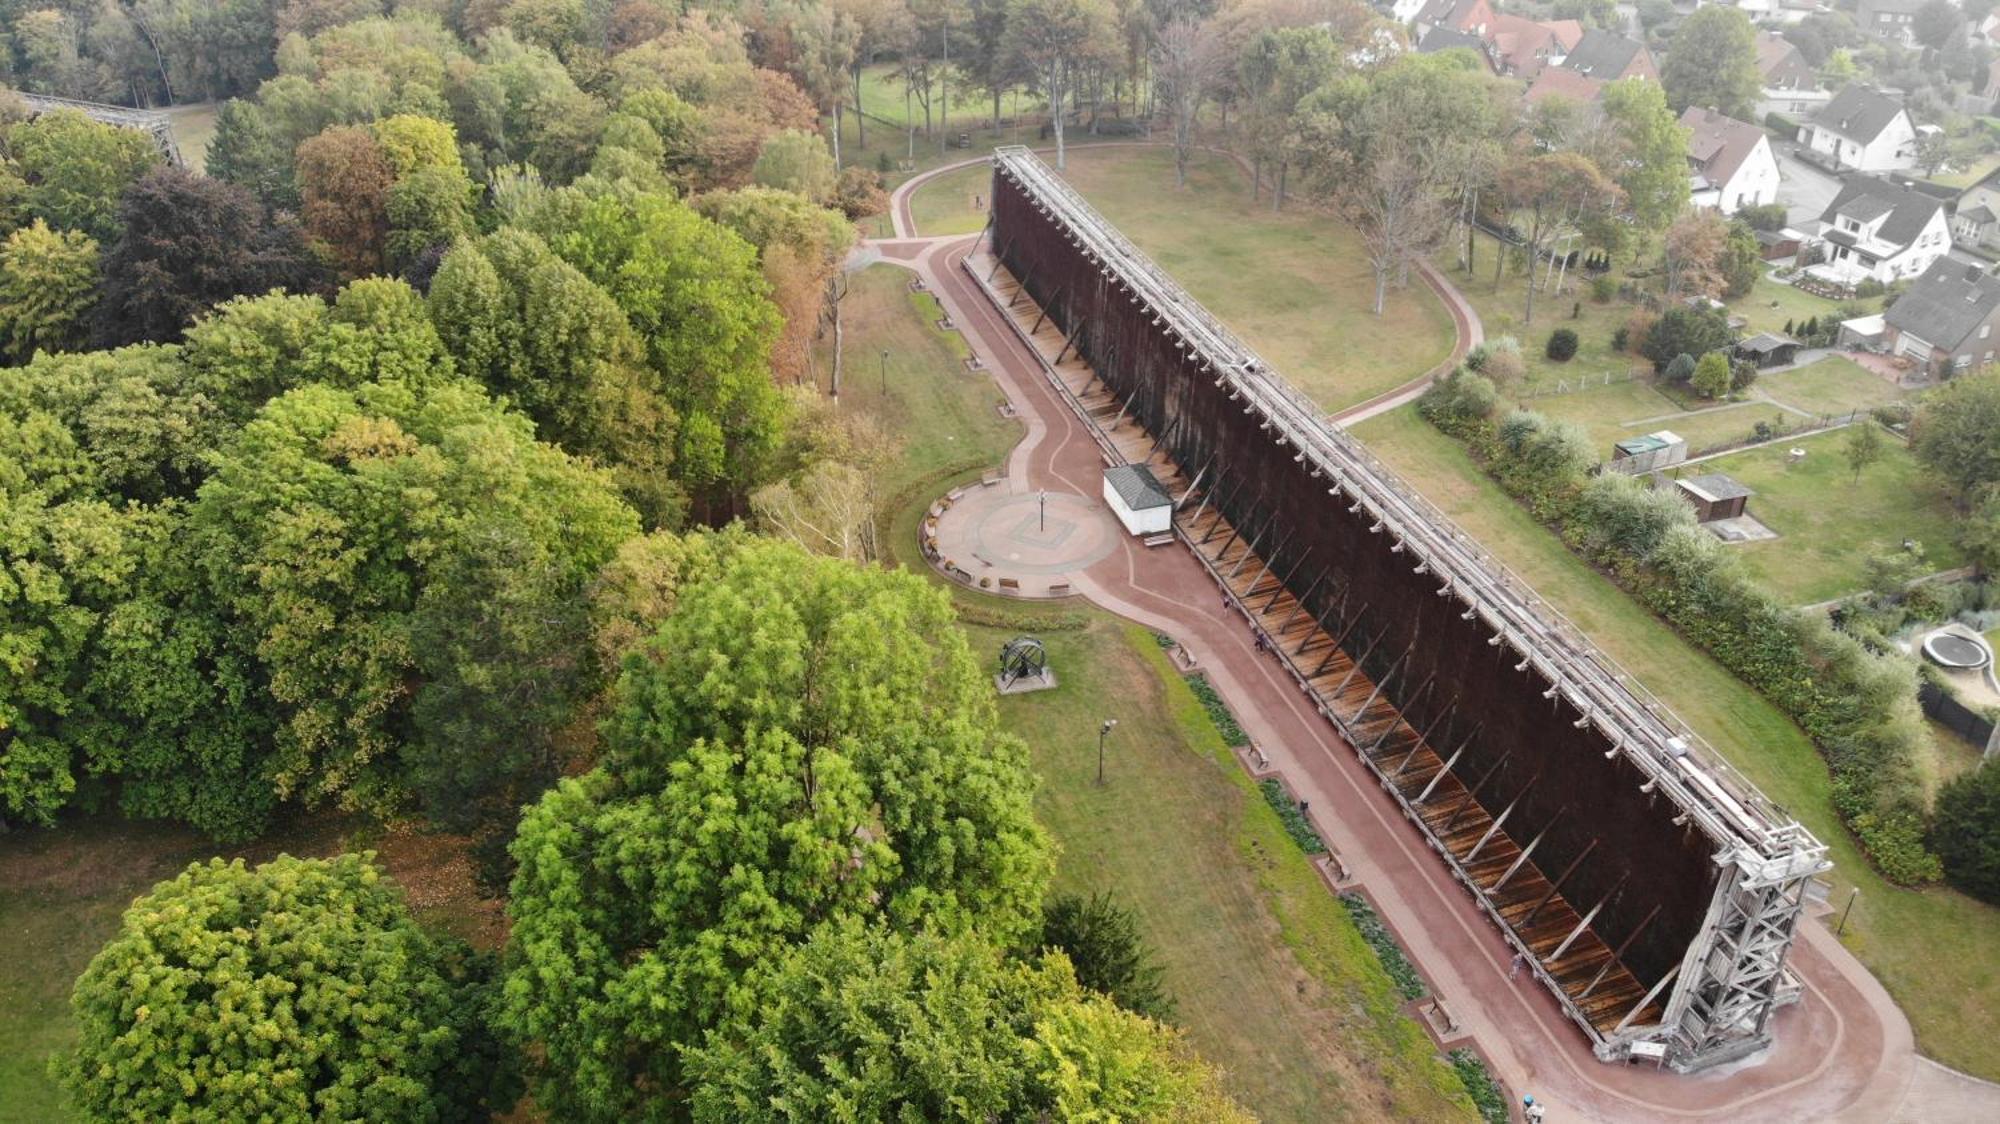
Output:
979,145,1829,1071
16,93,183,167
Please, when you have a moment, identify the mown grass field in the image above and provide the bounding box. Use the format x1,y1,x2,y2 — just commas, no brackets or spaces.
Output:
1753,355,1907,416
909,146,1458,411
165,102,219,173
1734,272,1853,337
1351,405,2000,1081
1690,428,1964,604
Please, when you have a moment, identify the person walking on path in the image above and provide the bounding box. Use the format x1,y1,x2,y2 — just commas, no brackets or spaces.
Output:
1510,953,1526,981
1523,1094,1546,1122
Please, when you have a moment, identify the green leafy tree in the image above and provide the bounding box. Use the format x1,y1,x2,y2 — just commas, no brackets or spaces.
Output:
1691,350,1732,399
8,110,160,243
522,184,784,516
1932,760,2000,901
1844,420,1885,482
0,218,98,360
373,113,467,178
750,128,838,204
427,230,684,524
58,853,516,1121
92,167,327,349
1914,0,1961,50
1721,221,1762,299
188,373,639,820
1958,485,2000,576
1660,6,1761,119
1641,305,1733,371
1041,891,1175,1020
500,539,1052,1119
1911,369,2000,508
386,165,476,270
685,921,1248,1123
1600,78,1691,235
206,99,302,210
1002,0,1116,170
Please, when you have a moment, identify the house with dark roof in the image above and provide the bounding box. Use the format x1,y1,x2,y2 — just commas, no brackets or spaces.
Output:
1413,0,1494,37
1955,165,2000,250
1682,107,1779,215
1416,25,1496,71
1487,13,1581,80
1881,259,2000,378
1556,30,1655,83
1802,86,1918,172
1811,174,1950,286
1855,0,1926,46
1755,31,1827,118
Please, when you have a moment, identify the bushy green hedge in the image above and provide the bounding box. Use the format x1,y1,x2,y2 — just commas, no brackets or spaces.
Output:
1449,1049,1509,1124
1259,778,1326,855
1422,418,1943,883
1338,891,1425,1000
1187,674,1247,746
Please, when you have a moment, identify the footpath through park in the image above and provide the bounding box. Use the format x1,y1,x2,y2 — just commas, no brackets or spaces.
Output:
864,183,1998,1116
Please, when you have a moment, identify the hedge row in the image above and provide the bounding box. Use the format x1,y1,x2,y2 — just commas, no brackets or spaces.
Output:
1449,1048,1510,1124
1338,891,1426,1000
1187,673,1248,747
1259,778,1327,855
1418,374,1942,883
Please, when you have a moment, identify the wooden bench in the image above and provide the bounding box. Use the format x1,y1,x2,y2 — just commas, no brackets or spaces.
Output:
998,577,1021,591
1047,582,1072,595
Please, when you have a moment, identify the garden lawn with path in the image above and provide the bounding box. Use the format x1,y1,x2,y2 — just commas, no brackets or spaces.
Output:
1733,272,1856,338
1351,404,2000,1081
1754,355,1909,416
909,146,1459,412
1688,428,1964,605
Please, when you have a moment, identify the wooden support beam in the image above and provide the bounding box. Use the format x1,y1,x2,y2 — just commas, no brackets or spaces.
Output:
1348,641,1415,724
1300,589,1351,657
1524,839,1599,928
1463,796,1520,864
1201,478,1247,545
1394,710,1465,779
1414,741,1470,804
1030,285,1065,334
1489,803,1565,893
1613,964,1681,1034
1226,522,1273,581
985,235,1012,282
1175,459,1213,509
1544,872,1630,966
1276,570,1329,636
1008,264,1034,307
1263,548,1315,615
1238,526,1298,598
1053,318,1086,364
1330,623,1391,698
1579,905,1664,1000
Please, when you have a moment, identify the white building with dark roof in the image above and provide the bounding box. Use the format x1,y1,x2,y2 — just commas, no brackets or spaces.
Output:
1811,174,1950,286
1682,107,1779,215
1802,85,1918,172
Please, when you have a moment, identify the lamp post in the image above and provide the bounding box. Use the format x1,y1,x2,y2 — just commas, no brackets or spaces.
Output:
1836,887,1860,937
880,349,888,395
1097,718,1117,786
1039,489,1047,532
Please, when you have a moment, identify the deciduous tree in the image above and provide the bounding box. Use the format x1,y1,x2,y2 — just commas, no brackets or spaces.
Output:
58,852,515,1122
1153,16,1226,188
8,110,159,244
296,124,395,277
500,539,1052,1119
1660,6,1761,119
1003,0,1115,170
0,218,98,360
1912,368,2000,508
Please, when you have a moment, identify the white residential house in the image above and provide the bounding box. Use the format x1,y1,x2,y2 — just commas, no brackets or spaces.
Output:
1802,85,1918,173
1811,175,1951,287
1956,166,2000,250
1731,0,1819,25
1755,31,1829,119
1681,107,1780,215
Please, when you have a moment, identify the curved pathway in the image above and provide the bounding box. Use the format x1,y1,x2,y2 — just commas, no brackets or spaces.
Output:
885,144,1484,419
875,230,1977,1121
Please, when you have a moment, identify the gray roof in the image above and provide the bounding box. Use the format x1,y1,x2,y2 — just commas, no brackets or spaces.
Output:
1104,463,1172,510
1813,85,1908,144
1735,332,1799,354
1963,204,1998,225
1819,174,1944,250
1679,473,1754,502
1560,30,1646,78
1884,258,2000,351
1417,26,1487,55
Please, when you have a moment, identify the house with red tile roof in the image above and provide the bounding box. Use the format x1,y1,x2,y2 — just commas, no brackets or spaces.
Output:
1682,107,1780,215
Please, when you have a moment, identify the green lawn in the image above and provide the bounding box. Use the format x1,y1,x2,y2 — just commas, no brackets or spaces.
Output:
1754,355,1908,416
164,102,219,173
906,162,993,237
1690,428,1964,604
853,62,1036,133
1350,404,2000,1080
1732,272,1851,338
985,147,1458,411
980,618,1474,1122
1525,378,1777,456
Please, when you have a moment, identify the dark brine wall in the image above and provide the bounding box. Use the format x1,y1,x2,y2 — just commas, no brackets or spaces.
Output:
991,164,1717,989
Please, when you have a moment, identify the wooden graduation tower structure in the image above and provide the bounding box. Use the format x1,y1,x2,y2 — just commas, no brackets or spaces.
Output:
969,146,1828,1072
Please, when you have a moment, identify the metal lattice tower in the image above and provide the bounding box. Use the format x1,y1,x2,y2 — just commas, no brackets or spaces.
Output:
15,93,184,167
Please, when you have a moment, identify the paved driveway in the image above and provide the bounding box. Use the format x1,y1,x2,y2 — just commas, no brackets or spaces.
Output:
1774,145,1841,228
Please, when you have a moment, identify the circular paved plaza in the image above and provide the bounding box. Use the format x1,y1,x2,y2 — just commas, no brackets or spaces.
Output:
925,484,1120,596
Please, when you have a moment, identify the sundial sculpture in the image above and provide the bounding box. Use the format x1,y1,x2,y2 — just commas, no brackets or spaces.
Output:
996,635,1054,693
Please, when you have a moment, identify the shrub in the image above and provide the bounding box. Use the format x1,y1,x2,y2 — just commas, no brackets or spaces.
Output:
1691,351,1732,399
1731,359,1759,393
1187,673,1246,745
1260,778,1326,854
1591,275,1618,303
1450,1049,1509,1124
1339,891,1426,1000
1663,352,1696,384
1546,328,1579,361
1418,368,1499,437
1041,892,1175,1020
1855,277,1887,299
1571,473,1697,564
1481,336,1526,383
1739,201,1789,232
1611,325,1629,351
1622,308,1656,355
1641,306,1732,371
1932,762,2000,903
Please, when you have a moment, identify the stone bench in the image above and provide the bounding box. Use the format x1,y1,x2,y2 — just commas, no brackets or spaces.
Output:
1143,533,1175,548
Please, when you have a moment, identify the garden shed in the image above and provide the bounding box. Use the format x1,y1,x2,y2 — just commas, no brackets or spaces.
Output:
1734,332,1801,368
1611,430,1687,473
1103,463,1173,536
1675,473,1755,523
